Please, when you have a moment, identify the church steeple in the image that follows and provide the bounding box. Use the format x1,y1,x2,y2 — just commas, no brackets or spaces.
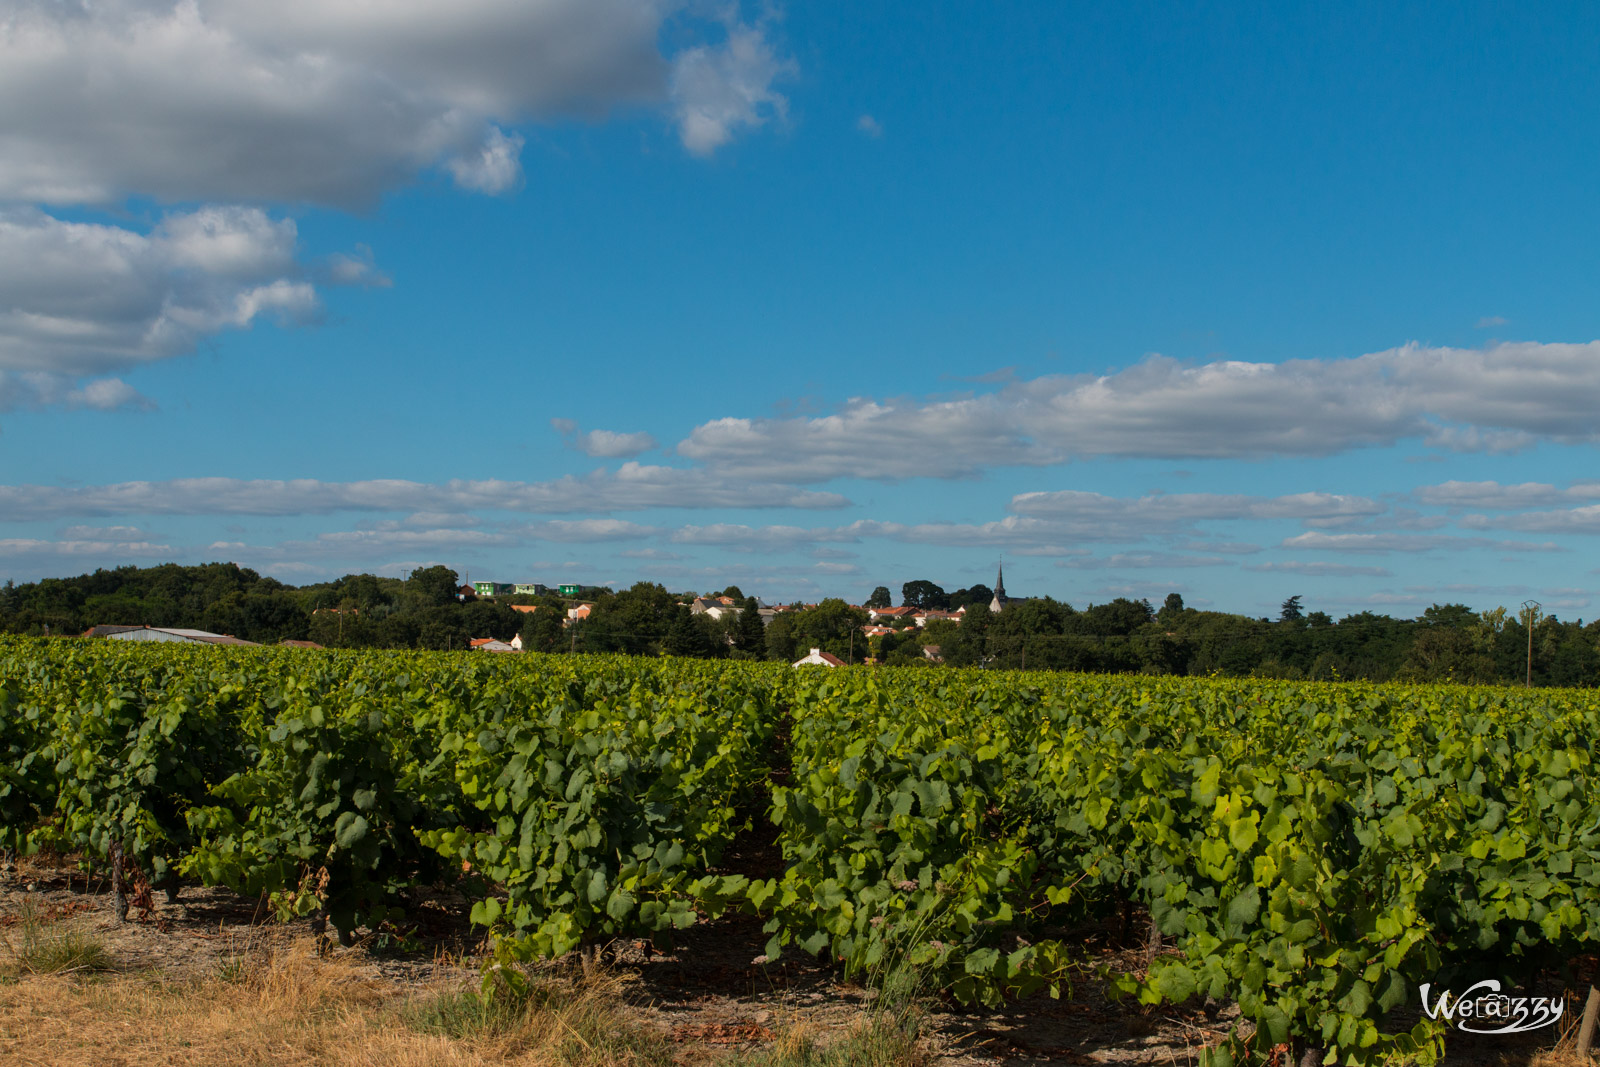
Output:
990,561,1006,613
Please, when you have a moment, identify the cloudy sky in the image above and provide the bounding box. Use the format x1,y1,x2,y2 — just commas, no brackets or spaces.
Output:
4,1,1600,617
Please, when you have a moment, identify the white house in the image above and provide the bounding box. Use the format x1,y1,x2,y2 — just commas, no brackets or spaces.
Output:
792,647,846,667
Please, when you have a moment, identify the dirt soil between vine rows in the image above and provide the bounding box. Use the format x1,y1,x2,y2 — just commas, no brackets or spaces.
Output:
0,853,1576,1067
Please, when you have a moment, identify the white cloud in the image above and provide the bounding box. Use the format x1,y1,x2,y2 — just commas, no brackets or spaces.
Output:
0,537,173,557
552,419,658,458
1011,489,1381,524
0,1,790,207
323,245,392,288
670,21,792,156
676,342,1600,480
1461,506,1600,535
59,524,151,540
671,523,862,551
0,371,154,412
856,114,882,138
0,206,357,404
1281,531,1563,554
446,127,525,195
1476,316,1509,329
1414,480,1600,510
0,466,847,521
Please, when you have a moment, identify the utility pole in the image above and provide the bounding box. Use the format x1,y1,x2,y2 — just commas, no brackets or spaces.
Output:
1522,599,1541,688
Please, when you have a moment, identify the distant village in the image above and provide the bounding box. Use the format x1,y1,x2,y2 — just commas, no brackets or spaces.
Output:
20,559,1594,685
75,566,1020,668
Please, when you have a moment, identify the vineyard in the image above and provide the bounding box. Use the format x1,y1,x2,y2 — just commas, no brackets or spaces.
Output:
2,634,1597,1066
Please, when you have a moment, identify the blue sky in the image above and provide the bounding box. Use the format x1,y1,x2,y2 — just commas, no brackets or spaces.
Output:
4,1,1600,619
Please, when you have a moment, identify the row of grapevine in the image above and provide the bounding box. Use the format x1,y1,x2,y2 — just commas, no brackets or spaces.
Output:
0,636,784,947
3,635,1598,1064
754,669,1600,1065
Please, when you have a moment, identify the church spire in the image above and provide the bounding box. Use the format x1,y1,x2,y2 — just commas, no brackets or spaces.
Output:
990,560,1006,613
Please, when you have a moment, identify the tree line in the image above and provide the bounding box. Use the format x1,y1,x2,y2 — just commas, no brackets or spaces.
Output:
2,563,1595,686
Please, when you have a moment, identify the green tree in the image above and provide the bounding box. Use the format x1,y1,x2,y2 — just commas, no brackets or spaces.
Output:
790,599,869,662
865,586,893,609
406,565,460,607
735,596,766,656
1078,598,1149,636
946,584,994,610
518,608,566,653
1158,592,1185,624
765,615,798,661
580,582,679,656
1279,594,1304,622
663,607,718,657
900,580,948,610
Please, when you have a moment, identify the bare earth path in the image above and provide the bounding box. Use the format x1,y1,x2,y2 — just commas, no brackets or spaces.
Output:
0,854,1574,1066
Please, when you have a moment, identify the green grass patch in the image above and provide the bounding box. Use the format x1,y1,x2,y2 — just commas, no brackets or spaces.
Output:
2,897,117,977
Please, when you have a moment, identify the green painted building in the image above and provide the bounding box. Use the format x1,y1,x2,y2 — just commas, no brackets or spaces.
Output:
559,584,580,598
473,581,514,597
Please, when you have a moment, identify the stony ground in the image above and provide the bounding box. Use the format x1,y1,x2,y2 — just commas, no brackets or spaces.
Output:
0,853,1578,1066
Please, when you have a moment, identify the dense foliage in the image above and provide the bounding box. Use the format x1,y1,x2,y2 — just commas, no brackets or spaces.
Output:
5,565,1599,686
3,637,1599,1064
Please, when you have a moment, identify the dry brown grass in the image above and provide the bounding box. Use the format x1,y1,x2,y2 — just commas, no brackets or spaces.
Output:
1520,988,1591,1067
0,942,674,1067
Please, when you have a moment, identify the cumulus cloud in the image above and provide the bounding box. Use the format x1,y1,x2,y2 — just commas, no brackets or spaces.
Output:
676,342,1600,480
446,127,526,195
551,419,658,458
0,5,798,407
0,1,790,207
0,371,153,412
0,206,364,405
670,20,792,156
0,465,847,521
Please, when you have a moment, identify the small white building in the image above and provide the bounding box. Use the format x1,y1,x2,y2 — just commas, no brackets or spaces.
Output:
793,647,846,667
